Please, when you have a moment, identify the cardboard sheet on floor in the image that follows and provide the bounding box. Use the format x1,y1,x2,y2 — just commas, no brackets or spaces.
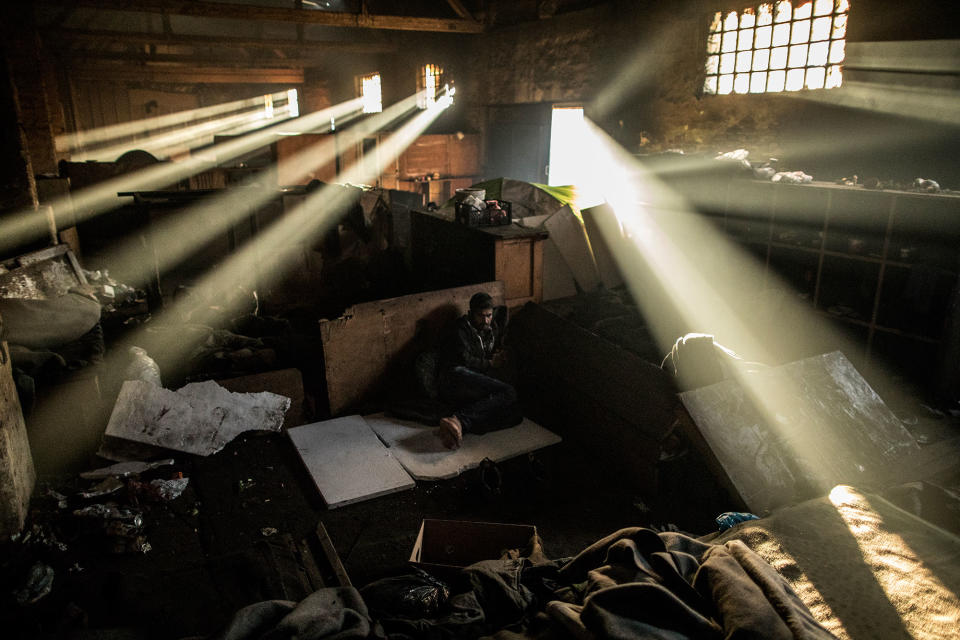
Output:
679,351,920,515
363,413,562,480
287,415,414,509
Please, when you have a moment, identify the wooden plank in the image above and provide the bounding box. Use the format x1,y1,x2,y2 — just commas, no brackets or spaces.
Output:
319,281,504,415
62,0,486,33
51,28,398,53
315,521,351,587
0,342,36,537
679,351,921,515
544,205,601,292
286,416,414,509
364,413,561,481
69,64,304,84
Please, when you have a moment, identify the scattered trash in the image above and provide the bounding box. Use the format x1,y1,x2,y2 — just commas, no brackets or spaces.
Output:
921,404,946,418
260,527,279,537
238,478,256,491
14,562,55,606
837,174,858,186
913,178,940,193
78,477,125,499
73,503,143,527
46,488,69,509
150,477,190,501
124,346,162,386
360,568,450,619
771,171,813,184
80,458,175,480
716,511,761,531
103,379,290,456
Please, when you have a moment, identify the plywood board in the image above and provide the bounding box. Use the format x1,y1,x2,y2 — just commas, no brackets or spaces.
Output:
364,413,561,480
287,415,414,508
541,237,578,301
543,205,600,292
679,351,920,515
319,282,504,415
0,342,35,537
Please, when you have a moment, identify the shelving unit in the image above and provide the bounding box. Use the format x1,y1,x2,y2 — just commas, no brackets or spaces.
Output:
682,178,960,387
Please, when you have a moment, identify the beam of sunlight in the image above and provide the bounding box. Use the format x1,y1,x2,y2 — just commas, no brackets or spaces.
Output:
70,105,293,162
828,485,960,636
574,122,890,495
102,92,424,292
0,98,365,256
99,90,454,382
794,80,960,127
55,91,290,154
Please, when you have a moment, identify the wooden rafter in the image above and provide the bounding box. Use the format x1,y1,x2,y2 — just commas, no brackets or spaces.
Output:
68,63,304,84
445,0,478,22
57,0,485,33
61,50,327,69
47,28,398,54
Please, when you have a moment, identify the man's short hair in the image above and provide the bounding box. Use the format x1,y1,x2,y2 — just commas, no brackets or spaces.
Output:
469,292,494,312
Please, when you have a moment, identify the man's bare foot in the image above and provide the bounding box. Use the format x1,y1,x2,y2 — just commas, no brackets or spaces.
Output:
438,416,463,450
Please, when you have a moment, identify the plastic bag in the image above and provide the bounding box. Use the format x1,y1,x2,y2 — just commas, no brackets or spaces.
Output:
124,346,161,386
359,568,450,619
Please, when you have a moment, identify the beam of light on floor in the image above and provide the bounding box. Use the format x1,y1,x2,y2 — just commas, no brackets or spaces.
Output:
89,91,452,389
828,485,960,634
55,91,291,155
576,121,893,494
70,104,294,162
0,98,364,256
102,92,423,292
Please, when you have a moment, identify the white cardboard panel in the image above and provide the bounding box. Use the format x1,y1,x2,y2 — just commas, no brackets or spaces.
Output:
364,413,562,480
287,415,415,509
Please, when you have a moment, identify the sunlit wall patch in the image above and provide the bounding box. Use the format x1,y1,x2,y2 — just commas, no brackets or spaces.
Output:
703,0,848,95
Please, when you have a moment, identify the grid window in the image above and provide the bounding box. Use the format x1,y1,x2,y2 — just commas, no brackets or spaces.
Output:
704,0,848,95
358,72,382,113
417,64,444,109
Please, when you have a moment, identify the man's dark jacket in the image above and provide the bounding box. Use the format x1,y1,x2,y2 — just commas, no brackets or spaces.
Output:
441,315,500,373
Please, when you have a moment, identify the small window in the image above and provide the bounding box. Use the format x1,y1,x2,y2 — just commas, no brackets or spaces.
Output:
703,0,849,95
417,64,445,109
357,72,382,113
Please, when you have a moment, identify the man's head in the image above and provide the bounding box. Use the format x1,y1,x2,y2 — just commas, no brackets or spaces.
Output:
469,292,494,330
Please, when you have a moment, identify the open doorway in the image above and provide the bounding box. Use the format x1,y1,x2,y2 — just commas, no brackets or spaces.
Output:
548,105,603,208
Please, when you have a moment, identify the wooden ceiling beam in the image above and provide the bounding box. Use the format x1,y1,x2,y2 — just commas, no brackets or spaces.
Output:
47,28,398,53
60,0,485,33
68,63,305,84
62,51,327,69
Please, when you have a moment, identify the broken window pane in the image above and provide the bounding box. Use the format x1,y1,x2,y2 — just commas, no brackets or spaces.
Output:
806,66,826,89
829,39,845,63
825,64,843,88
757,3,774,25
832,14,847,39
720,52,736,74
768,69,787,92
737,50,753,72
835,0,850,13
808,41,829,66
792,19,811,43
773,23,791,47
814,0,833,15
734,73,751,93
751,72,768,93
718,74,735,94
775,1,792,22
740,8,757,28
704,75,719,94
789,43,809,67
725,11,739,30
794,1,813,20
707,33,722,53
710,11,723,32
753,48,770,71
786,68,805,90
811,17,831,41
706,55,720,74
770,46,788,69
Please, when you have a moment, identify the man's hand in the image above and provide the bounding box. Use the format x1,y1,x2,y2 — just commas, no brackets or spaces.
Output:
491,351,508,368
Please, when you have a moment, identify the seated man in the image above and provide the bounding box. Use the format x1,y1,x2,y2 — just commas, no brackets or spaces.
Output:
437,292,523,449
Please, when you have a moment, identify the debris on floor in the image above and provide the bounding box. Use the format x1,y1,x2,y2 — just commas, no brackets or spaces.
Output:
103,379,291,456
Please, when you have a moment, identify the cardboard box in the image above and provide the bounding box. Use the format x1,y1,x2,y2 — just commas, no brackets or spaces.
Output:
409,519,536,578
